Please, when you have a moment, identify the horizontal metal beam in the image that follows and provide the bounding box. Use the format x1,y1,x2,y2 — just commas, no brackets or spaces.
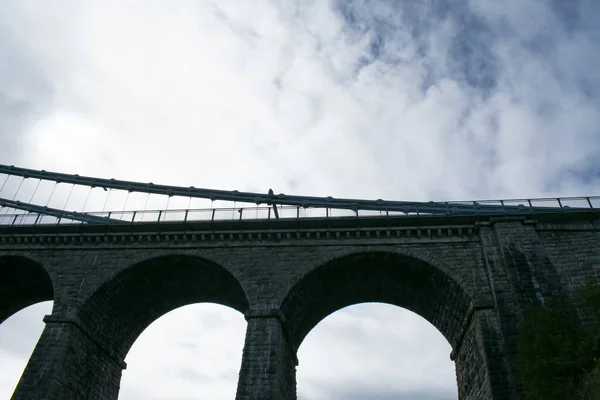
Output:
0,198,126,225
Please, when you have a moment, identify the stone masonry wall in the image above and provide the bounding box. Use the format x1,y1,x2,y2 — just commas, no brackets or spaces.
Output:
0,214,598,399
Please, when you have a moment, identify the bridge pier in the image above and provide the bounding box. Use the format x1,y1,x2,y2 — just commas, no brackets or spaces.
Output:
452,306,514,399
11,314,125,400
236,309,297,400
477,221,565,399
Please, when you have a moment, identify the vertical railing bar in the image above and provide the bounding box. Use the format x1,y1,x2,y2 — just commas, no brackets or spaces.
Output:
268,207,271,220
184,209,189,222
239,208,243,221
557,198,563,209
132,211,137,222
211,209,216,222
587,197,594,209
157,210,162,222
527,199,533,213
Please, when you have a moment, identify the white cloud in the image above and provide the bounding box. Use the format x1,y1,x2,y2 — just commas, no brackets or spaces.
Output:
1,0,599,399
297,304,456,400
0,302,52,400
119,304,246,400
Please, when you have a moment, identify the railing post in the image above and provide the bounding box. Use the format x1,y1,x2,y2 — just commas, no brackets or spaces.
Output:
527,199,534,213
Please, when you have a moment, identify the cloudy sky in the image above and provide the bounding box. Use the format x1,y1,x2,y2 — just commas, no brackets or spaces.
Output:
1,0,599,399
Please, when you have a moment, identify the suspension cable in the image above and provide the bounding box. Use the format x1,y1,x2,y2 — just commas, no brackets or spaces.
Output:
11,177,25,200
122,191,130,213
28,179,42,203
82,186,92,212
101,188,112,215
45,182,58,206
143,192,150,212
0,174,9,193
63,184,75,210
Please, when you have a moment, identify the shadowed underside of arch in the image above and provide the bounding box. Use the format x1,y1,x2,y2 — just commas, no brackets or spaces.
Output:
0,256,53,324
76,254,249,359
281,251,472,351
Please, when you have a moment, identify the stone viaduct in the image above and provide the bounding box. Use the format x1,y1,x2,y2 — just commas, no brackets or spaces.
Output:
1,209,599,399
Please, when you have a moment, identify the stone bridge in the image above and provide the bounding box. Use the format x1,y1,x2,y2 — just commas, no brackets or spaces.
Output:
1,211,599,399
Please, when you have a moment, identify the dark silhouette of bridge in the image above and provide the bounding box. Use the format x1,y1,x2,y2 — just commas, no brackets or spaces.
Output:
1,164,598,399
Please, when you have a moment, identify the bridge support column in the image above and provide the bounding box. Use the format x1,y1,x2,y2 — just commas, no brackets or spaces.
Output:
478,221,563,399
452,304,514,400
12,314,125,400
236,309,297,400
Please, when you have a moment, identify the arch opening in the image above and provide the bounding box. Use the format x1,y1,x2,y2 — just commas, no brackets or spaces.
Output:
0,301,54,399
0,256,54,398
77,254,249,360
281,251,473,351
296,303,458,399
0,256,54,324
118,302,246,400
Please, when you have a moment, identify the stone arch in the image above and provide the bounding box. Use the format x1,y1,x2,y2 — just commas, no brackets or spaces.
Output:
76,254,249,360
280,250,473,352
0,255,53,324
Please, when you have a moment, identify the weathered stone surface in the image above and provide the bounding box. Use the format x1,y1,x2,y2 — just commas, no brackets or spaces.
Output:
0,213,598,399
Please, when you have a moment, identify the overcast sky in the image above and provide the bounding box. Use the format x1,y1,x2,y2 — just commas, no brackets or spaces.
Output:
1,0,599,399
